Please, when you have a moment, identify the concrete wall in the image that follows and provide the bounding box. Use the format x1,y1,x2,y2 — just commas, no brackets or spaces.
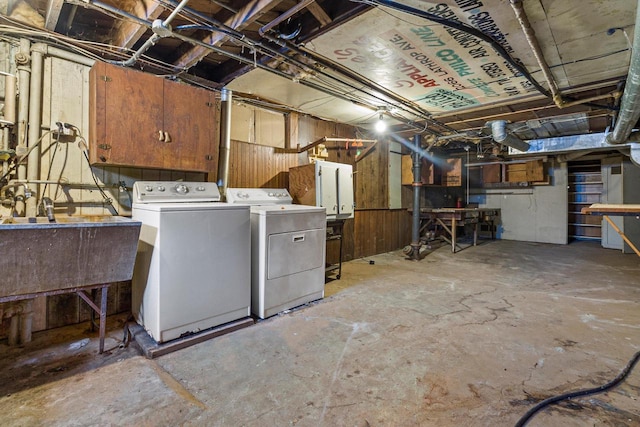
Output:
468,160,568,244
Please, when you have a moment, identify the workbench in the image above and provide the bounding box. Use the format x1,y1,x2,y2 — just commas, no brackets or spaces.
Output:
582,203,640,257
419,208,501,253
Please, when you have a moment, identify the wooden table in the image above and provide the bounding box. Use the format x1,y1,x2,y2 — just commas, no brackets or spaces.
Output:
419,208,501,253
582,203,640,257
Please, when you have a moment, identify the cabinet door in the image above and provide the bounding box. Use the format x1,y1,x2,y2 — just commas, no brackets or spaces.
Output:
317,162,338,216
336,163,354,218
89,62,165,168
163,81,218,173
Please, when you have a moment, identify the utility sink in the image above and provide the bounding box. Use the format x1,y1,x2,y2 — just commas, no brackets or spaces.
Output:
0,216,142,298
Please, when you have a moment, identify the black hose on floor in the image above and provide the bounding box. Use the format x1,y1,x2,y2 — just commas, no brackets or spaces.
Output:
515,350,640,427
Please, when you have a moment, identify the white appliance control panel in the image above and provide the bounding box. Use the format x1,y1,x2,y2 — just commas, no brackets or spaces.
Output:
133,181,221,203
226,188,292,205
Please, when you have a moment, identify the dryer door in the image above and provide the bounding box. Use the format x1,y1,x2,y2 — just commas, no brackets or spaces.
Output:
267,228,325,279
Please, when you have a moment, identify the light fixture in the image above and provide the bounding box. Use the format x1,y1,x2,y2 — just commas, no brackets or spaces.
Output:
375,111,386,133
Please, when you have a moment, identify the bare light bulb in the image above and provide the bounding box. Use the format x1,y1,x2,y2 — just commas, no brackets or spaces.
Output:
375,113,386,133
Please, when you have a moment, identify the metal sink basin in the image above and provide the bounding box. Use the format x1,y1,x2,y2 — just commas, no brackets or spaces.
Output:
0,216,142,298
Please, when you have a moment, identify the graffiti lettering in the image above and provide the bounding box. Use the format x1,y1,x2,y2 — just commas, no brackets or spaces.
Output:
469,46,489,59
419,88,478,110
454,0,484,13
467,77,499,97
444,76,466,91
445,28,481,49
480,62,505,79
426,3,459,21
410,26,446,48
409,51,448,77
394,59,440,88
468,11,514,55
437,49,474,77
389,33,416,51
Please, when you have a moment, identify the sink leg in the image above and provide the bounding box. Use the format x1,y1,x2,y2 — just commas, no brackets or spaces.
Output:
99,285,108,354
8,313,19,346
19,299,33,344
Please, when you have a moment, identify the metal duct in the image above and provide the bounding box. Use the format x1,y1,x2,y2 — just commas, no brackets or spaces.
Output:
490,120,530,152
606,0,640,144
217,88,232,198
410,134,422,260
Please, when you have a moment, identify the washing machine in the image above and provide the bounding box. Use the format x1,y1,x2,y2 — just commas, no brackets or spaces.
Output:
226,188,326,319
131,181,251,343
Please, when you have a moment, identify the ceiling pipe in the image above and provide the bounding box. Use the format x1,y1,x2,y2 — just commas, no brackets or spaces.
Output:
510,0,621,110
606,0,640,144
108,0,191,67
258,0,316,36
489,120,530,152
509,0,562,107
162,0,445,133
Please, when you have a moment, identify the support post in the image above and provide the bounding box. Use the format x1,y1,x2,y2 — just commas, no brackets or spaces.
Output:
410,134,422,259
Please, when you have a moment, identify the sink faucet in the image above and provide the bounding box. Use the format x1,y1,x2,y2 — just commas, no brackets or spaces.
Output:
42,197,55,222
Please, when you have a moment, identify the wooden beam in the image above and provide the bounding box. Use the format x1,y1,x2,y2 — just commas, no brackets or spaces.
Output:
307,2,331,26
112,0,165,49
174,0,281,70
45,0,65,31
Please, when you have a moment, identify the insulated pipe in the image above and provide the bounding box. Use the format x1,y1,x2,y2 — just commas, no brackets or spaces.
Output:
33,44,95,67
607,0,640,144
15,39,30,216
410,134,422,260
26,48,43,217
2,74,16,177
217,88,231,197
509,0,562,106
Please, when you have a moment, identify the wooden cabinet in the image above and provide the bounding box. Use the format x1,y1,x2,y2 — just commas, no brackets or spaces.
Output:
89,61,218,173
401,155,461,186
506,159,544,182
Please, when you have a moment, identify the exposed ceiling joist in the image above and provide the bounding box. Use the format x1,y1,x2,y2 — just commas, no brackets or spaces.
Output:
173,0,281,70
44,0,64,30
112,0,165,49
306,2,331,26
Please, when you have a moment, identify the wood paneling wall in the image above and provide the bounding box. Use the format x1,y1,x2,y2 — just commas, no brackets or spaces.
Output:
228,140,299,188
326,209,412,263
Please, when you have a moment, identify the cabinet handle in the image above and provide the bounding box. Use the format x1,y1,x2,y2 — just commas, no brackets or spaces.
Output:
158,130,164,141
163,131,171,143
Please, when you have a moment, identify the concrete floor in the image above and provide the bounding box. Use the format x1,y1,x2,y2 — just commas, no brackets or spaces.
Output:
1,240,639,426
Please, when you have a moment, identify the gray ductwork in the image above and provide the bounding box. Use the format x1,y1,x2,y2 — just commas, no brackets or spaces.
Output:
490,120,530,152
606,0,640,145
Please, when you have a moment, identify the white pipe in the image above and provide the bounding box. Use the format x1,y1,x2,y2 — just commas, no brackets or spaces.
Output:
26,48,43,217
3,74,16,124
2,74,16,177
32,44,95,67
117,0,190,67
217,88,232,197
15,38,30,216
